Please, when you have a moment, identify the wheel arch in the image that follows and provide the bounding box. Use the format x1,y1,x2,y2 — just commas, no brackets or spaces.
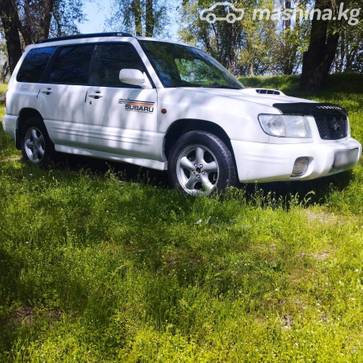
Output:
16,108,45,149
164,118,236,162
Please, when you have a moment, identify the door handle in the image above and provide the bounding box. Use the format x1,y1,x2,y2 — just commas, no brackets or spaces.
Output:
40,88,52,95
88,90,103,99
88,94,103,99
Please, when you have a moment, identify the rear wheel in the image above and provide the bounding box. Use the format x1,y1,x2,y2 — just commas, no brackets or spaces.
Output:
168,131,237,196
21,118,54,167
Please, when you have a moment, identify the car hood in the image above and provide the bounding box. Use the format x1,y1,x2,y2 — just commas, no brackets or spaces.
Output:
178,87,315,109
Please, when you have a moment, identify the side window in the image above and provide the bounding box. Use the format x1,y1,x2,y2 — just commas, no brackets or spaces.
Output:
89,43,145,88
17,47,56,83
47,44,94,85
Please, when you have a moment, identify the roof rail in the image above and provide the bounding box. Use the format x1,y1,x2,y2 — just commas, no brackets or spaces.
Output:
38,32,133,43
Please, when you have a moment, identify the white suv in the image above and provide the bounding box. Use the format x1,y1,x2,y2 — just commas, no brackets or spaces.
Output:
3,32,362,195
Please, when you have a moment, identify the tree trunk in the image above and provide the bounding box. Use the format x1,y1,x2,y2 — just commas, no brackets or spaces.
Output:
249,63,255,76
22,0,54,43
300,0,341,90
22,0,34,44
281,0,295,75
284,0,291,30
0,0,23,73
132,0,142,36
145,0,154,37
40,0,55,41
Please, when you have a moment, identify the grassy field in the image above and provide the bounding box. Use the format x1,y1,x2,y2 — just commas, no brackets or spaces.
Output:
0,74,362,362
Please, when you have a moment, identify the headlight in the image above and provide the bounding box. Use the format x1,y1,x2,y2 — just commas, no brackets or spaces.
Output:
258,114,312,138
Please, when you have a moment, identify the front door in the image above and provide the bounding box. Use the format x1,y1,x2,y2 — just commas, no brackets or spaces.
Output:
83,42,160,160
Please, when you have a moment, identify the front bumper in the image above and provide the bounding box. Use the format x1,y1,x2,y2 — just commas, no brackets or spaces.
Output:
231,137,362,183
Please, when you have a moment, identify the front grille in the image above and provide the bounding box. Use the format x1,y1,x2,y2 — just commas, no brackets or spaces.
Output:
314,112,348,140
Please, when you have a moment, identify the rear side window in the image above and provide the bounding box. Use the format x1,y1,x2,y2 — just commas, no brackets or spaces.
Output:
47,44,94,85
17,47,56,83
89,43,145,88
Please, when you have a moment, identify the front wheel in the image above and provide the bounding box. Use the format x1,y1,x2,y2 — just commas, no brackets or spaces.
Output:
21,118,54,167
168,131,237,196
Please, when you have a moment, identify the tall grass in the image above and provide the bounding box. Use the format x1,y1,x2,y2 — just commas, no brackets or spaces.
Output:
0,74,362,362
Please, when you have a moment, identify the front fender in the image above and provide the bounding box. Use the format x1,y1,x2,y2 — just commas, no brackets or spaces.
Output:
157,88,277,143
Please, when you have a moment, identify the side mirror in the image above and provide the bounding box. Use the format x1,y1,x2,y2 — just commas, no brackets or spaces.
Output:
119,69,145,87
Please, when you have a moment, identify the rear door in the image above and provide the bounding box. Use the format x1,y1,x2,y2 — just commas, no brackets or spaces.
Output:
83,42,159,160
37,44,94,147
13,46,57,118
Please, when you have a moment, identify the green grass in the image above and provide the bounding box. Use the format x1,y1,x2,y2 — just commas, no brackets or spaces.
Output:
0,74,362,362
0,83,7,96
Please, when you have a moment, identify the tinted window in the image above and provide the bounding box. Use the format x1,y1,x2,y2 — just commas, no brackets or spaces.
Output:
89,43,145,88
17,47,56,83
47,45,94,85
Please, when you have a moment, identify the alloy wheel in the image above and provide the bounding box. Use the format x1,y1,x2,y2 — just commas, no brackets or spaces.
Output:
176,144,220,196
24,127,46,163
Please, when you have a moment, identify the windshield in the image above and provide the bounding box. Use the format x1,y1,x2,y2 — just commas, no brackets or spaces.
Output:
140,40,243,89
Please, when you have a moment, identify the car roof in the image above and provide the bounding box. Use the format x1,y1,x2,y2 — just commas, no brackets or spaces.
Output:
135,36,190,47
38,32,133,43
33,33,190,48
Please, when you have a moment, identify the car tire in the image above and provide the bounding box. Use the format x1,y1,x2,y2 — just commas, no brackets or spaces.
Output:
21,117,55,167
168,131,237,196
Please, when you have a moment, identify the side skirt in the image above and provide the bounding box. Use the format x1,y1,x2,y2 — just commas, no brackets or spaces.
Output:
54,144,167,171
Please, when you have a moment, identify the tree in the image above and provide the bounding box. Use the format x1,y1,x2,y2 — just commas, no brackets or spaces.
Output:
300,0,338,90
0,0,85,73
131,0,143,35
145,0,155,36
180,0,278,75
0,0,23,73
278,0,305,74
180,0,246,73
332,1,363,73
16,0,85,44
299,0,362,90
16,0,55,44
106,0,169,37
270,0,310,75
238,7,277,76
50,0,85,37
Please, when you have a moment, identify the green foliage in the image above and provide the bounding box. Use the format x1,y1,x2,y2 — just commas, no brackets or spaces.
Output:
180,0,311,75
50,0,85,37
106,0,170,37
0,83,7,96
0,74,363,361
15,0,85,42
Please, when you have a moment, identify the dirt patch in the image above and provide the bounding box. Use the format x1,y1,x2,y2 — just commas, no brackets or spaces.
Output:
281,314,293,329
305,210,338,225
311,251,330,261
9,306,62,326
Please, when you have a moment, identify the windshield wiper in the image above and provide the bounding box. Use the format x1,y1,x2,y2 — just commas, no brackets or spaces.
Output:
205,84,241,90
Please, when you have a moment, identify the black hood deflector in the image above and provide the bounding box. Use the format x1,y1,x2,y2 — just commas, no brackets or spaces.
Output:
273,102,347,116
